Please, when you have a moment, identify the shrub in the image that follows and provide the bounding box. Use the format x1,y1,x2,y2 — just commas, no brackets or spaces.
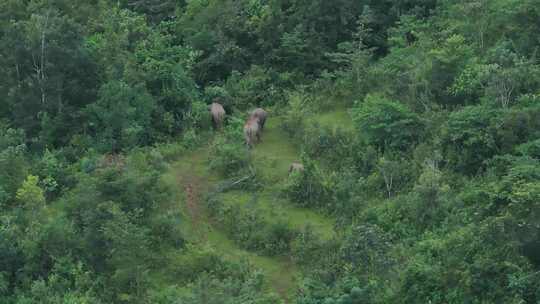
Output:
291,227,327,267
204,86,232,108
208,115,252,177
149,212,184,249
351,94,423,151
262,220,296,255
302,123,355,168
208,136,251,177
225,65,289,109
205,196,296,256
153,142,185,162
517,139,540,159
440,105,500,174
364,154,416,199
181,129,201,149
339,224,395,278
282,156,336,210
279,90,311,139
184,100,211,131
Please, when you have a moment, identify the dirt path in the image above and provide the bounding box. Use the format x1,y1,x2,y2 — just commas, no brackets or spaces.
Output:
184,178,207,241
167,146,297,300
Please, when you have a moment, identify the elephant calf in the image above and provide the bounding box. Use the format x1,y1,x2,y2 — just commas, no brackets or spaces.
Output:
289,162,304,174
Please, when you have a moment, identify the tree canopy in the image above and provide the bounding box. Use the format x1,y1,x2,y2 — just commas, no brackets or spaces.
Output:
1,0,540,303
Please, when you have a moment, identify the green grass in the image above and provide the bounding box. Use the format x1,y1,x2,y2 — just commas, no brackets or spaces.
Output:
157,108,350,301
308,107,353,131
160,135,300,301
219,190,335,240
248,116,335,238
251,116,300,181
206,228,297,300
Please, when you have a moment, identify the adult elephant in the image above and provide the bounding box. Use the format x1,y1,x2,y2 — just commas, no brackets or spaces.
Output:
250,108,267,130
244,116,260,148
209,102,226,129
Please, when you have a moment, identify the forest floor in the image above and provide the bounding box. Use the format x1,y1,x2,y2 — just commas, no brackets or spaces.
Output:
162,107,350,301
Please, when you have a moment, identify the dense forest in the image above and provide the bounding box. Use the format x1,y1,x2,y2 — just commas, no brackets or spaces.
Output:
1,0,540,303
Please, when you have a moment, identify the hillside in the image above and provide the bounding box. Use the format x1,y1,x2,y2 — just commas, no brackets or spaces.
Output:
1,1,540,304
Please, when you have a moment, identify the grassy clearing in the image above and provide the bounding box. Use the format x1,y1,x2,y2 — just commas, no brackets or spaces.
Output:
161,137,299,300
218,190,335,240
158,107,350,300
309,107,353,131
248,116,335,238
206,228,297,300
251,116,299,182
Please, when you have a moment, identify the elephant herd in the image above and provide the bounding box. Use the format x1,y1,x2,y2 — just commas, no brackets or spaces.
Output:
209,101,303,174
209,100,266,148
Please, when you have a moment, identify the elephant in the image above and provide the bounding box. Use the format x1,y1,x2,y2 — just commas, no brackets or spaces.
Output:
250,108,268,130
289,162,304,174
209,102,226,129
244,116,261,148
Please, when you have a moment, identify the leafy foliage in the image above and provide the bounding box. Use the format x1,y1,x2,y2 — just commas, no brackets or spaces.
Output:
351,94,423,151
3,0,540,303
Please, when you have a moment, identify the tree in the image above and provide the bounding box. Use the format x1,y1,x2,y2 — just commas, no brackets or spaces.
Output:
120,0,179,23
351,94,423,151
134,29,200,135
410,160,449,229
339,224,394,278
325,6,376,100
0,3,98,147
16,175,45,213
0,123,28,205
440,105,499,174
376,156,400,199
102,205,152,303
85,81,155,152
13,257,102,304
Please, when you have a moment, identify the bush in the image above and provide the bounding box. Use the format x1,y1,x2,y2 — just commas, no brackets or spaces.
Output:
208,115,252,177
517,139,540,159
184,100,211,131
339,224,395,278
262,220,297,255
279,90,312,139
440,105,500,174
291,227,328,268
149,212,184,249
351,94,423,151
153,142,185,162
208,136,251,177
282,156,336,210
364,154,416,199
224,65,289,109
181,129,201,149
302,123,355,168
205,196,296,256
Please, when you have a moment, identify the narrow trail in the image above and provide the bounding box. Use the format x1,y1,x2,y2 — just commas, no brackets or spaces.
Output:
167,145,298,301
184,179,207,241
